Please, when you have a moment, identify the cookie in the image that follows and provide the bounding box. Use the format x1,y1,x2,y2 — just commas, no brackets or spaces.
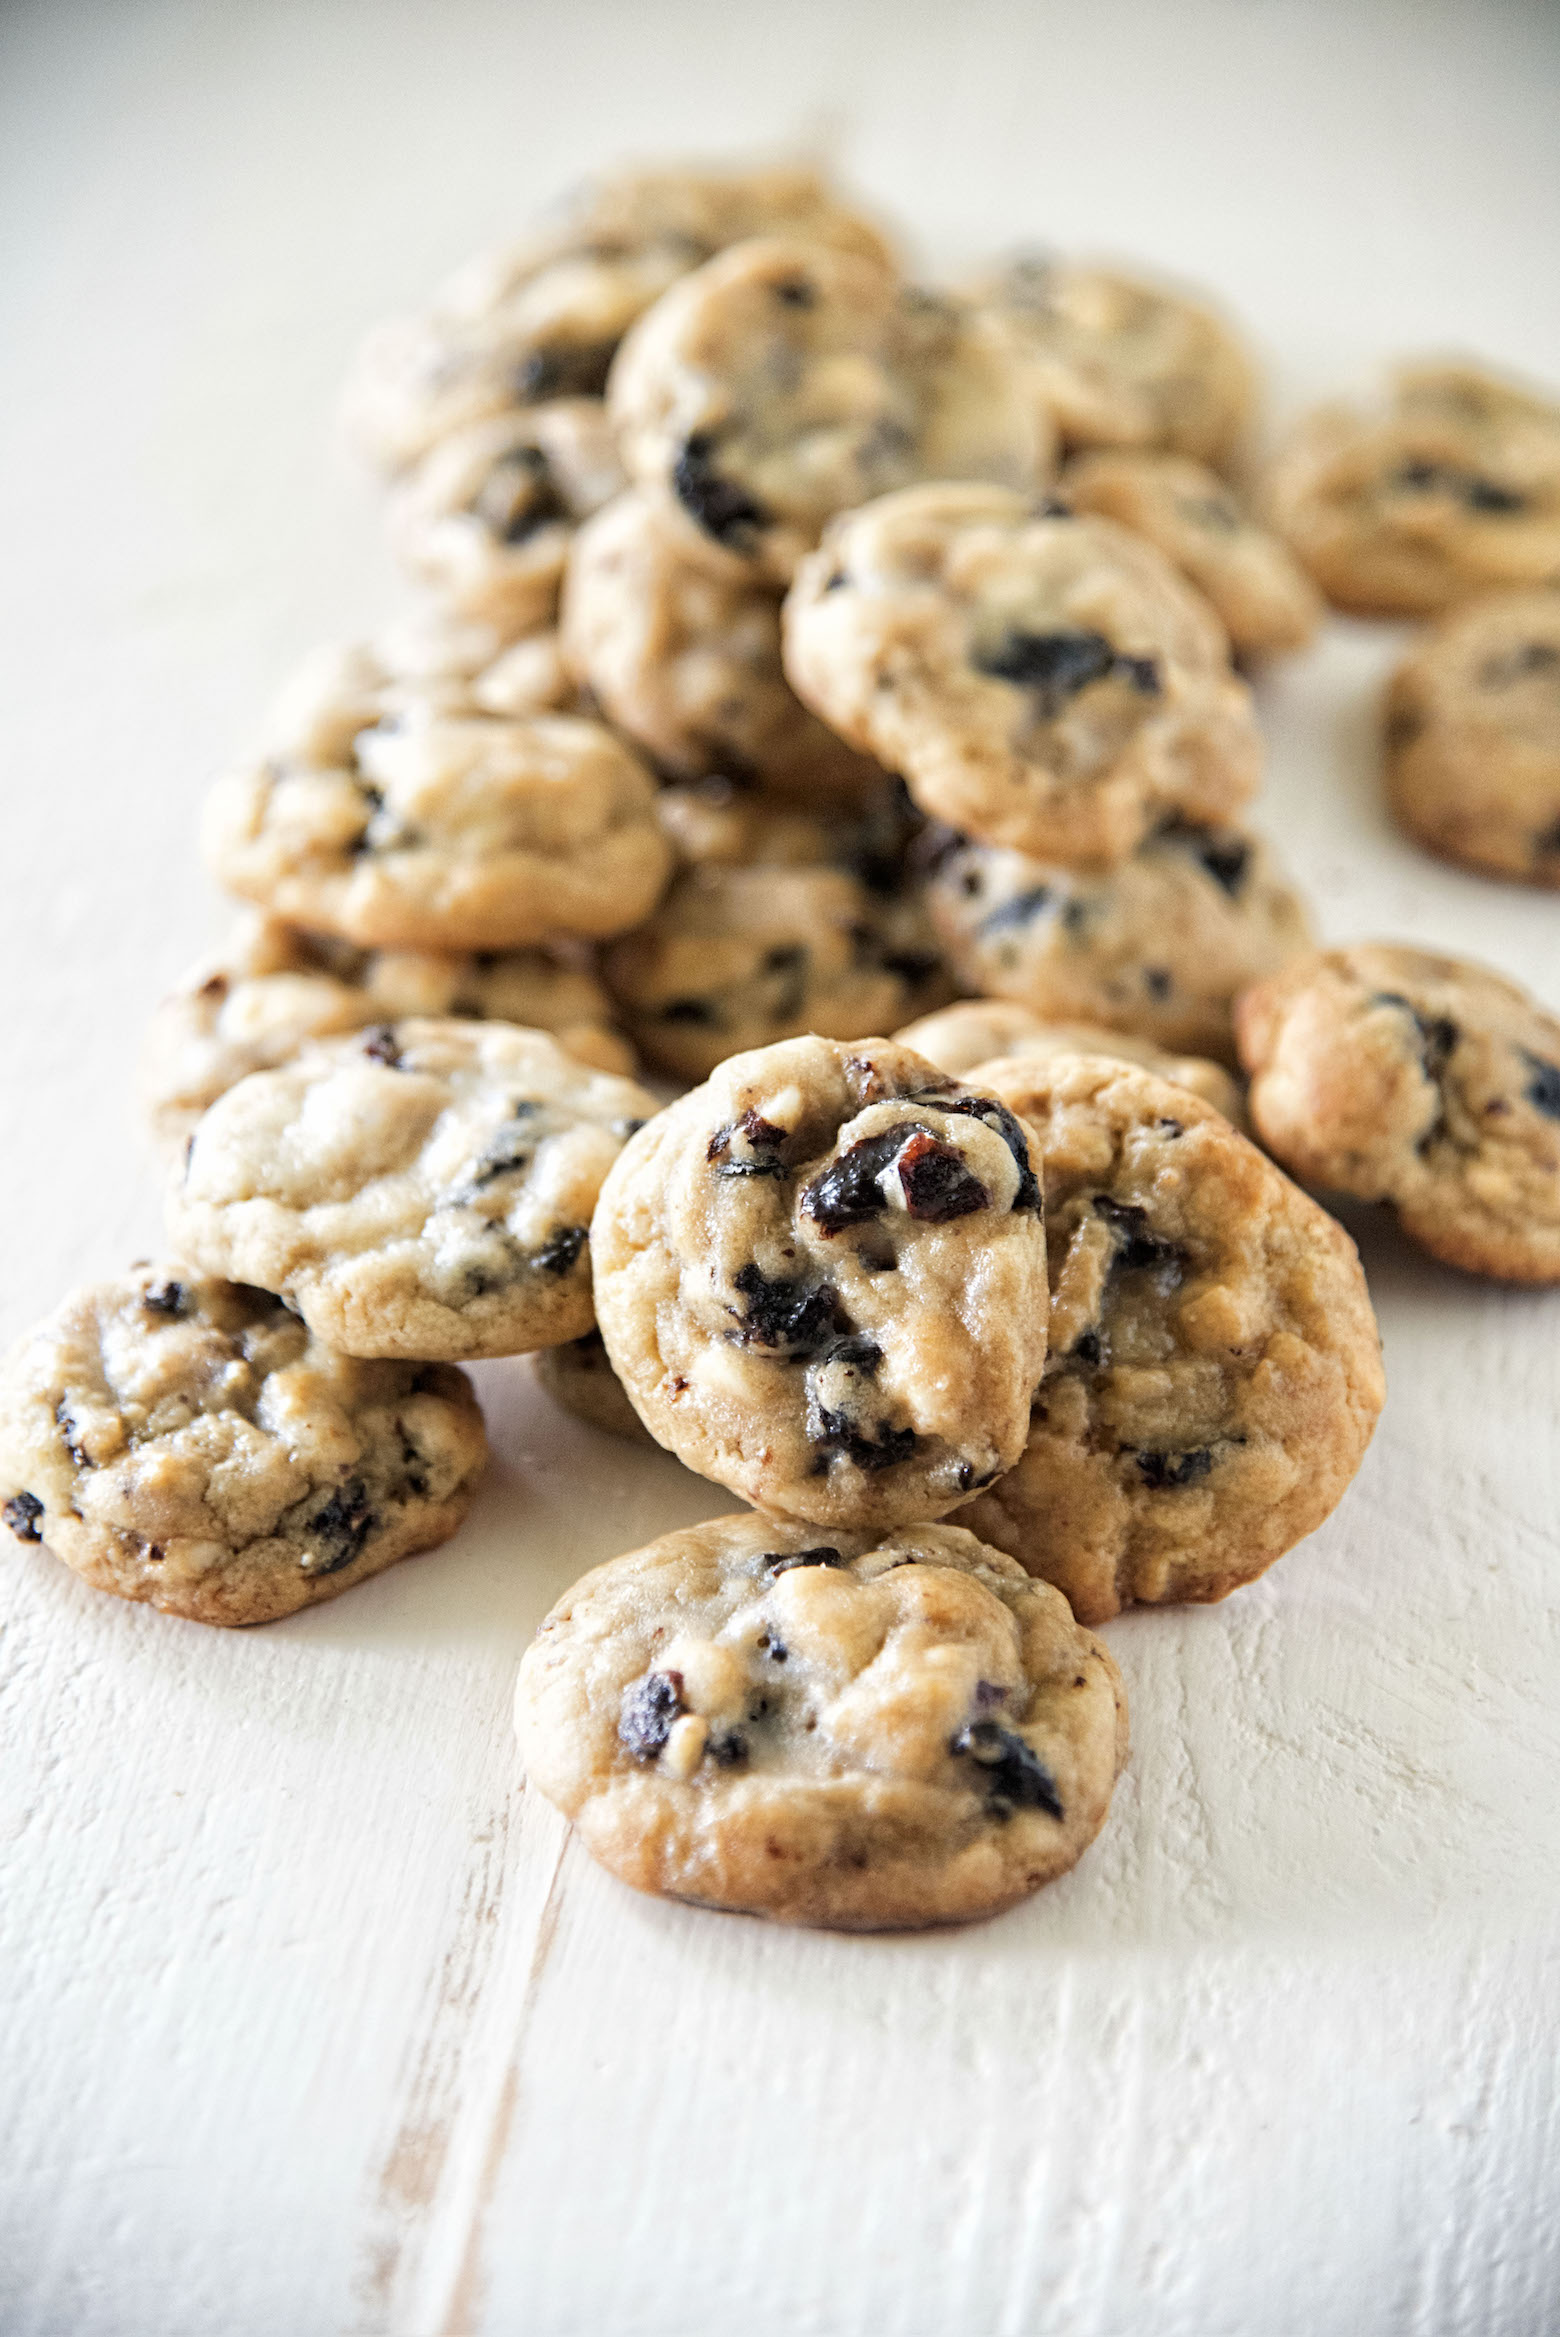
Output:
1061,450,1322,660
166,1018,660,1359
970,254,1255,470
591,1035,1049,1528
892,998,1244,1121
958,1054,1384,1622
0,1265,487,1625
1383,589,1560,886
609,239,1047,586
560,487,882,795
345,162,895,473
387,399,625,628
783,484,1262,864
1235,944,1560,1283
141,910,635,1156
533,1330,654,1444
601,858,951,1082
515,1514,1126,1929
374,607,580,720
203,703,673,952
1267,361,1560,616
923,817,1310,1063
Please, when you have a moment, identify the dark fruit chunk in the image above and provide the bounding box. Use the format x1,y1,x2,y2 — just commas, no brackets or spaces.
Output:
894,1131,988,1222
1163,821,1251,897
809,1407,919,1473
361,1025,403,1067
922,1094,1041,1213
708,1729,750,1767
532,1225,588,1276
802,1127,921,1232
303,1478,375,1575
950,1719,1064,1820
619,1668,683,1761
980,884,1052,935
975,627,1160,715
142,1280,190,1319
4,1491,43,1542
730,1264,842,1356
1522,1052,1560,1121
1095,1195,1184,1276
763,1546,846,1574
1133,1446,1214,1489
660,998,717,1025
1372,993,1458,1080
773,276,815,309
673,432,769,549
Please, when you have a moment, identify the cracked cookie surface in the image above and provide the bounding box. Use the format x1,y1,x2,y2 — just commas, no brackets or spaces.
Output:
167,1018,660,1358
0,1265,487,1625
610,239,1047,585
959,1055,1384,1622
1236,943,1560,1282
591,1036,1049,1528
1383,589,1560,886
516,1513,1126,1929
924,816,1309,1062
1267,361,1560,616
783,484,1261,863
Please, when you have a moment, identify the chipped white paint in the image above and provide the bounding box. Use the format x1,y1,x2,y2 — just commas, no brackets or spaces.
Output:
2,4,1560,2331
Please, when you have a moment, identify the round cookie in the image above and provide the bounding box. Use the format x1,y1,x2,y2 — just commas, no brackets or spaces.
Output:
1061,451,1322,660
560,487,882,795
923,817,1311,1063
591,1035,1049,1527
1383,588,1560,886
783,484,1262,865
141,911,635,1156
1266,361,1560,617
533,1330,653,1445
959,1054,1384,1623
516,1514,1127,1930
203,704,673,952
609,238,1047,586
602,859,951,1082
1235,943,1560,1283
0,1265,487,1625
970,254,1255,470
893,998,1244,1121
387,399,625,629
344,161,896,473
166,1018,660,1359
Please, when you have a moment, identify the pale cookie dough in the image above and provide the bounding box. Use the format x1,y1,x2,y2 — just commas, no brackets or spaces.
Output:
654,772,922,879
610,239,1047,586
141,911,634,1156
591,1035,1049,1528
203,704,673,952
783,485,1262,864
1383,589,1560,886
0,1265,486,1626
167,1018,660,1359
1061,451,1322,660
533,1330,653,1445
516,1514,1126,1929
959,1055,1384,1622
561,487,882,795
923,817,1310,1062
602,859,951,1082
893,998,1244,1121
387,399,625,629
1267,361,1560,616
1235,943,1560,1283
345,162,895,473
970,254,1255,470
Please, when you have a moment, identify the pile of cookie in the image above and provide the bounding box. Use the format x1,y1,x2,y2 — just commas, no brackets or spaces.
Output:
5,159,1560,1932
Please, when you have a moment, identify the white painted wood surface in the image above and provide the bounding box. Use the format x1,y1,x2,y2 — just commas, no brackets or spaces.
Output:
3,4,1559,2331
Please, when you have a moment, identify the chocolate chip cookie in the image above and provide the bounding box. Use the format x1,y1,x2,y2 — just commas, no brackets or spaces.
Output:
515,1514,1126,1929
141,910,634,1155
783,484,1261,864
167,1018,659,1358
203,704,673,952
970,254,1255,470
610,239,1047,585
893,998,1244,1121
591,1036,1049,1527
1236,943,1560,1282
387,399,625,628
1267,360,1560,616
1061,450,1322,659
0,1265,487,1625
560,486,882,795
923,817,1310,1062
1383,588,1560,885
959,1054,1384,1622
